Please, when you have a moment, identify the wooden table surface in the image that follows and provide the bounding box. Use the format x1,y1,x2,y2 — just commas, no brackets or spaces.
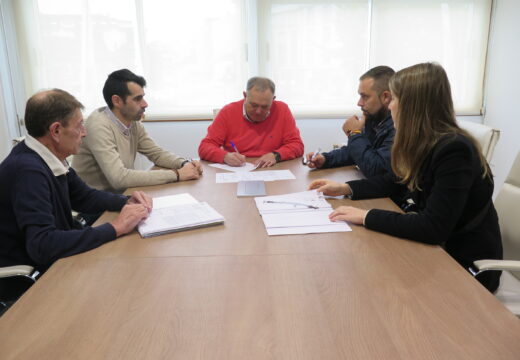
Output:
1,159,519,359
76,159,403,260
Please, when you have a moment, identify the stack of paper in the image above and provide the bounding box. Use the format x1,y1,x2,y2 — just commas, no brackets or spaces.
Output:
237,180,266,197
138,193,225,238
254,190,352,235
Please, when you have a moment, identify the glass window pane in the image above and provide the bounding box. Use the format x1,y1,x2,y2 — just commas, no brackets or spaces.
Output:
259,0,369,117
141,0,247,117
14,0,492,118
20,0,247,118
371,0,492,113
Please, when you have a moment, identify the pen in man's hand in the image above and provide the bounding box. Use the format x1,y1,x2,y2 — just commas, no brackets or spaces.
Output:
230,141,239,153
310,147,322,162
302,147,322,165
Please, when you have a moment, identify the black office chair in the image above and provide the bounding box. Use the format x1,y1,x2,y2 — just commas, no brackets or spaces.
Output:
0,265,40,316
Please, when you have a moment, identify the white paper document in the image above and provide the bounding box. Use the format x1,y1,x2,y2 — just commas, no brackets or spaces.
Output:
216,170,295,183
254,190,351,236
138,194,225,238
209,162,257,173
152,193,198,209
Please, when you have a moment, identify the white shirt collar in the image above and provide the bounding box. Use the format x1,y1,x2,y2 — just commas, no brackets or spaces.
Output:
25,134,70,176
104,107,132,136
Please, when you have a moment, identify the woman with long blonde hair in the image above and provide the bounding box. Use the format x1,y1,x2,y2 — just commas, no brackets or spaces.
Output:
309,63,502,292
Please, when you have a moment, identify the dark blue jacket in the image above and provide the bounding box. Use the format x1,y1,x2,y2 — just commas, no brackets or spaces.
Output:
0,142,127,272
321,115,395,176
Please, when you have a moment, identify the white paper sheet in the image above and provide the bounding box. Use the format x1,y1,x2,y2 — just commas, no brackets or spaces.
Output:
261,209,342,228
216,170,295,183
152,193,198,209
209,162,257,172
254,190,331,213
267,224,350,236
254,190,351,235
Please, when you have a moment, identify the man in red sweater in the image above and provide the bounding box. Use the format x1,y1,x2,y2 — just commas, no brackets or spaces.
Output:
198,77,304,168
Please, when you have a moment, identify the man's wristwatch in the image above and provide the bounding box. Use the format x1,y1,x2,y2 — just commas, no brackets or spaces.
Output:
273,152,281,163
180,159,191,167
346,129,363,137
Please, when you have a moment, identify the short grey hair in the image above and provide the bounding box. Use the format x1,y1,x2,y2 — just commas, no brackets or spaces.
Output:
246,77,275,94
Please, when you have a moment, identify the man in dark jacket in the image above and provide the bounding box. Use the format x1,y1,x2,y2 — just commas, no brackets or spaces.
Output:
305,66,395,177
0,89,151,273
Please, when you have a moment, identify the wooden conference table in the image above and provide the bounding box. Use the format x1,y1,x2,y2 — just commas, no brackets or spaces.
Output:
1,159,519,359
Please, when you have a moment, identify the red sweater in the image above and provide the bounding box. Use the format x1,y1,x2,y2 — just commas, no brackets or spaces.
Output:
198,99,304,163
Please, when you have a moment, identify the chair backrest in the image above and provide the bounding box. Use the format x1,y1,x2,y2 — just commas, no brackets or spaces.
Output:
458,120,500,162
495,151,520,280
0,265,38,311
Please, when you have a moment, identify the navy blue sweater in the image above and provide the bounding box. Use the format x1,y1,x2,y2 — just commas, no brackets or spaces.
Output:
321,115,395,176
0,142,128,272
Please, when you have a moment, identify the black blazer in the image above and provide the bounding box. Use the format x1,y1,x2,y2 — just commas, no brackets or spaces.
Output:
348,134,503,292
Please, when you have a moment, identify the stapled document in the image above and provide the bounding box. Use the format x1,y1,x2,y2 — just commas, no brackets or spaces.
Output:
137,193,225,238
254,190,351,235
237,180,267,197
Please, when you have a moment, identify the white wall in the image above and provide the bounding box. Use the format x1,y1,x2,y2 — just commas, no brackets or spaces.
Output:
0,89,11,159
483,0,520,191
141,118,349,160
137,118,354,169
136,115,482,170
137,118,350,169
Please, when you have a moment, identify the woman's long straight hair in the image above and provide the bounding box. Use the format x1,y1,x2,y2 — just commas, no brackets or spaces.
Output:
389,62,489,191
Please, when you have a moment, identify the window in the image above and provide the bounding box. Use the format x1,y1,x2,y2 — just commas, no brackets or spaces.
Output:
369,0,492,114
10,0,491,119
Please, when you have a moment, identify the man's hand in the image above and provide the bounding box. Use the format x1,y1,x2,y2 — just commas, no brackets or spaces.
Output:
177,162,202,181
255,152,277,168
224,152,246,166
127,191,153,213
308,179,352,197
342,115,365,136
110,204,150,237
187,160,203,175
329,206,369,225
305,152,326,169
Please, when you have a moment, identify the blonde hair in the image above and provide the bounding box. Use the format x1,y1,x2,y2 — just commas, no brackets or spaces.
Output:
389,62,489,191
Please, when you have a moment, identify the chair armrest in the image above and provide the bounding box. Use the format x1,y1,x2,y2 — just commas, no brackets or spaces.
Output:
0,265,34,278
473,259,520,272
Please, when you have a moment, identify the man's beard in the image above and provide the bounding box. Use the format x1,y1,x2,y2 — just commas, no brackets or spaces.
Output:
365,106,390,126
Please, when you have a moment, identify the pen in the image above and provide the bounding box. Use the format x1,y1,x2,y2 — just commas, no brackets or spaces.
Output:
310,147,321,161
230,141,239,153
302,147,322,165
263,200,319,209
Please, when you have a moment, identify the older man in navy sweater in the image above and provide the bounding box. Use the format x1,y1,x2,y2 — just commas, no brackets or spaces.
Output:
0,89,151,273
